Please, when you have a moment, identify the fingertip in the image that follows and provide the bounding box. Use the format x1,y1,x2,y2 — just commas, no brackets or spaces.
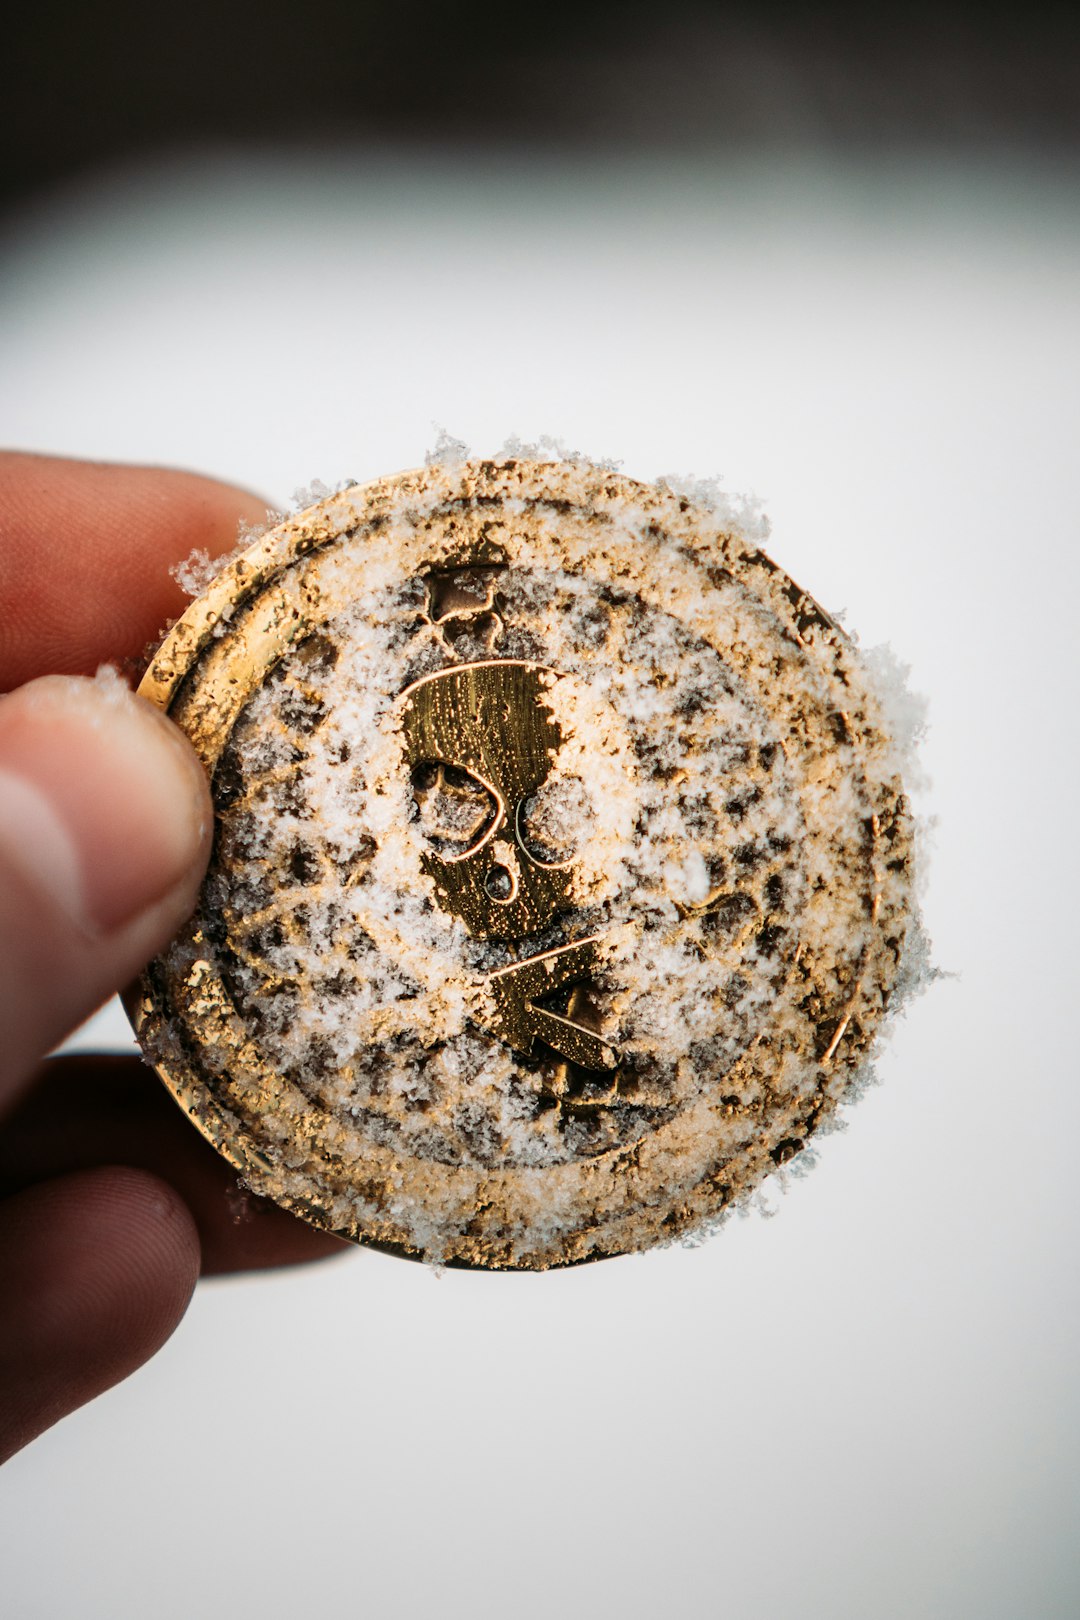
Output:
0,1167,200,1464
199,1187,351,1276
0,672,213,1092
0,453,273,691
1,1055,352,1278
0,671,213,934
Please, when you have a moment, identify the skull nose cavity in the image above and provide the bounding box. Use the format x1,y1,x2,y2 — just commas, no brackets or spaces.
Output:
484,862,518,903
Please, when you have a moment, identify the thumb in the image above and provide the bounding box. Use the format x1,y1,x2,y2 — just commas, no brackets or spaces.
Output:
0,671,211,1106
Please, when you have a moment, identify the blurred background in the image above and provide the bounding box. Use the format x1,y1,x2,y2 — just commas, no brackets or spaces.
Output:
1,4,1078,1617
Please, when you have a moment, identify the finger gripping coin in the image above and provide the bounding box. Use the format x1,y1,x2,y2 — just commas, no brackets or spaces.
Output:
129,458,916,1269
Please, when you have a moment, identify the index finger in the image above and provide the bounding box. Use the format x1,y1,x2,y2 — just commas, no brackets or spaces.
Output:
0,453,271,692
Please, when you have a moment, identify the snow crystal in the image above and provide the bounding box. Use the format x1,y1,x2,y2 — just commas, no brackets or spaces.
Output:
425,427,470,468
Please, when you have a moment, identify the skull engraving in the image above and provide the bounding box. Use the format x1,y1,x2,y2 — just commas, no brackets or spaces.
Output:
400,659,576,941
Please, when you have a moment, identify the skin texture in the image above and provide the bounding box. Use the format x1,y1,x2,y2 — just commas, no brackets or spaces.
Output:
0,453,344,1466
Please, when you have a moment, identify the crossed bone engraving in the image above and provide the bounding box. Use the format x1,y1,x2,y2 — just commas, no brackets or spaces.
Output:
476,933,618,1072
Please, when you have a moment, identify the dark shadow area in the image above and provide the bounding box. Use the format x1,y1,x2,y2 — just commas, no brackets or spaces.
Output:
5,0,1080,214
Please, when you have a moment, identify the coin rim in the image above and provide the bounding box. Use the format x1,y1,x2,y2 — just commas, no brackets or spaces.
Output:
126,458,913,1270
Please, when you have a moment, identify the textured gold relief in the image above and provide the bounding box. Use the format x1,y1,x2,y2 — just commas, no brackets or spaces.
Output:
399,658,618,1073
400,660,572,941
482,935,618,1073
127,458,915,1270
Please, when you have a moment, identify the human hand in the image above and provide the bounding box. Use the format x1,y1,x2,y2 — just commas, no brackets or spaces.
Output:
0,453,343,1465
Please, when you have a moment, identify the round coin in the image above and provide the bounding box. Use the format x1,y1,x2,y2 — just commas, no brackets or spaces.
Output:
129,457,916,1269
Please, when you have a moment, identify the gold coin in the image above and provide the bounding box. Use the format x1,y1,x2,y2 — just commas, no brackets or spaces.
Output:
129,458,915,1269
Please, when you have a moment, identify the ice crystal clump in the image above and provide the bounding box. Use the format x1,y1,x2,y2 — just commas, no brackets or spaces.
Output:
425,427,470,468
656,471,771,544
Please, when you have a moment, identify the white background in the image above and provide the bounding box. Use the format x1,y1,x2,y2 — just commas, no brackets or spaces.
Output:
0,148,1077,1618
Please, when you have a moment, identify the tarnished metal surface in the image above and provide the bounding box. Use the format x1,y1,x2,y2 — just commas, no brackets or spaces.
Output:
128,458,914,1269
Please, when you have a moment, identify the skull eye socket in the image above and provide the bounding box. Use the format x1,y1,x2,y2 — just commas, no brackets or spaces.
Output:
517,775,590,867
411,761,498,856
